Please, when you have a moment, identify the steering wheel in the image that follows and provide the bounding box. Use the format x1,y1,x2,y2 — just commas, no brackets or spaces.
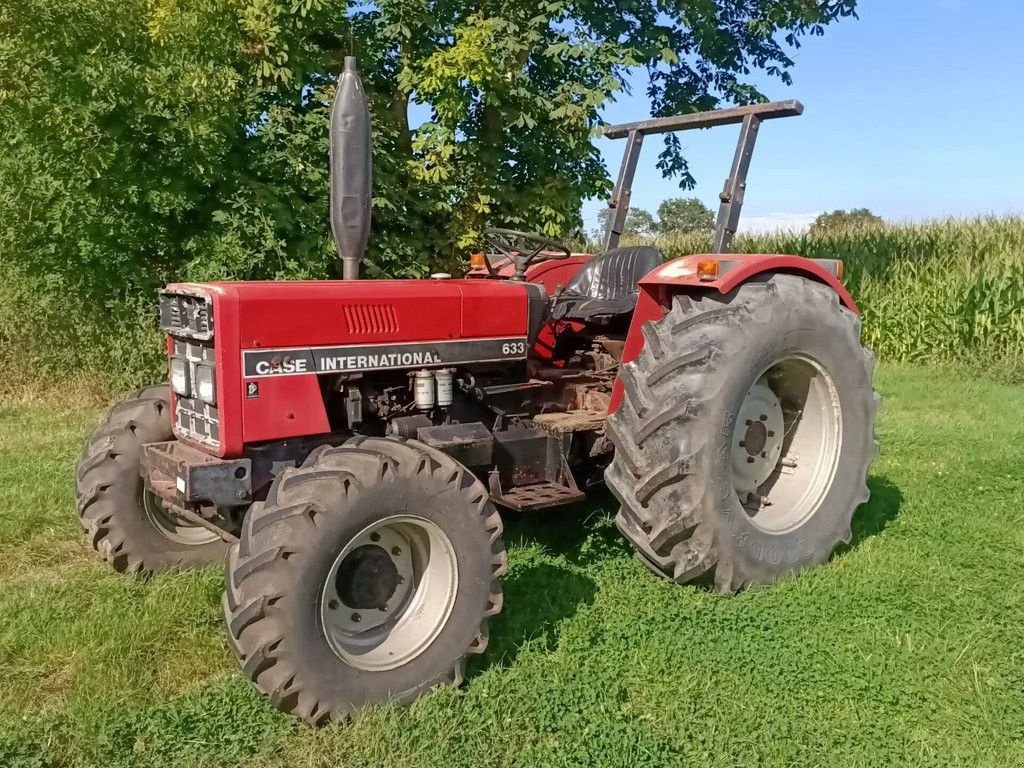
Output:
481,228,572,281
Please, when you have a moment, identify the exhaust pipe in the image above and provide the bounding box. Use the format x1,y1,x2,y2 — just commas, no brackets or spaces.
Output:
330,56,372,280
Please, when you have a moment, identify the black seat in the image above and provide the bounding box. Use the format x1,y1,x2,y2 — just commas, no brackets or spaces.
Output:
551,246,663,321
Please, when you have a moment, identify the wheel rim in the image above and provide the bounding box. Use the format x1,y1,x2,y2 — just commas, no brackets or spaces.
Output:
320,515,459,671
731,356,843,534
140,489,221,545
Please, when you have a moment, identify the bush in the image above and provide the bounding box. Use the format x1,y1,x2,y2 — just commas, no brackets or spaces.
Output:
3,217,1023,395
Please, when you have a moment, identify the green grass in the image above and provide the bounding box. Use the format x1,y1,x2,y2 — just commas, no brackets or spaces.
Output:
2,363,1024,767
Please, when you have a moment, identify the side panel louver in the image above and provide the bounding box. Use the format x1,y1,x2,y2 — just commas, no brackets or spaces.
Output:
343,304,399,335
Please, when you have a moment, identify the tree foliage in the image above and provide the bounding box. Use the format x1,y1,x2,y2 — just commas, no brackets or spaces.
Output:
0,0,858,312
657,197,715,234
594,207,658,239
810,208,886,235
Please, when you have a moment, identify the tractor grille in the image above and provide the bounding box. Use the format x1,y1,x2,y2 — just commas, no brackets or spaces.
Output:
175,394,220,445
160,291,214,340
171,334,220,447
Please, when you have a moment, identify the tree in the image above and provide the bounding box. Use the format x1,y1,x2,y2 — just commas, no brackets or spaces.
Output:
0,0,860,294
595,207,658,239
657,197,715,234
809,208,886,235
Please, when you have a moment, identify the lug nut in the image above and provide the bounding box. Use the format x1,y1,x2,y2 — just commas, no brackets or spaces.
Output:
738,440,746,448
760,414,768,421
397,575,405,584
351,612,362,623
391,546,402,556
767,430,775,437
370,532,381,542
761,452,767,458
328,599,339,610
380,604,388,612
745,419,753,426
746,457,755,464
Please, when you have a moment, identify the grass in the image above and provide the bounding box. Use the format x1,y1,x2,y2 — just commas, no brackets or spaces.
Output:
2,363,1024,767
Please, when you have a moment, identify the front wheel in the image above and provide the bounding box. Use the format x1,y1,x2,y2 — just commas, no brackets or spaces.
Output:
75,384,230,574
606,274,880,593
223,437,506,724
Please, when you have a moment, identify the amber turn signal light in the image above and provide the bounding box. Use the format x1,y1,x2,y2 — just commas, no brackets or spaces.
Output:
470,252,486,269
697,259,719,281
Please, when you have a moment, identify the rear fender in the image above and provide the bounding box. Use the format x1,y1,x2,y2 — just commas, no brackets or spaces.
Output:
609,253,857,414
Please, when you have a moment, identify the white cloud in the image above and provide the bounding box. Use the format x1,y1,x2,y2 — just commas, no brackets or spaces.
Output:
738,212,822,235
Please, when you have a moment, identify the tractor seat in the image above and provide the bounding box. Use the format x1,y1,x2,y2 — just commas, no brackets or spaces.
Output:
551,246,663,322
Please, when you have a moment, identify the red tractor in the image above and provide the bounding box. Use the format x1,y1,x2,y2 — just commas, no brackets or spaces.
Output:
75,59,878,723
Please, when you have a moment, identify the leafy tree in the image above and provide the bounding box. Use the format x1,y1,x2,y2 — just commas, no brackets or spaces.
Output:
657,197,715,234
810,208,886,235
595,207,658,239
0,0,860,301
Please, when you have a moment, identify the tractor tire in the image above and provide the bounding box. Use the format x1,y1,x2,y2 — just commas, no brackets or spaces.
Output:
606,274,879,593
223,436,506,724
75,384,229,574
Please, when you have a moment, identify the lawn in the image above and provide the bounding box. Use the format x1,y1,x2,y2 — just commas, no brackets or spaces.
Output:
1,364,1022,767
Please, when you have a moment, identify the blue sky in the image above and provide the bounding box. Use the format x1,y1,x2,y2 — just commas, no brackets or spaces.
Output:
582,0,1024,233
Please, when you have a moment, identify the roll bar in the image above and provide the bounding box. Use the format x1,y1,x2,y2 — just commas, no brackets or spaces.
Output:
600,100,803,254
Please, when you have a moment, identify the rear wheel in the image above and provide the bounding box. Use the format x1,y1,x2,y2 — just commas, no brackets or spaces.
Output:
75,384,230,574
223,436,506,724
606,274,879,593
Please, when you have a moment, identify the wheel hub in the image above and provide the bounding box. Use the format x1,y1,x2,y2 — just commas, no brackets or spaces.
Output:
742,420,768,456
336,545,400,610
320,515,458,671
732,356,844,534
731,377,785,497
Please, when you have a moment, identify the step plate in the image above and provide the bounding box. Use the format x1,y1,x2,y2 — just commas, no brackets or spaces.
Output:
533,410,606,433
493,481,586,512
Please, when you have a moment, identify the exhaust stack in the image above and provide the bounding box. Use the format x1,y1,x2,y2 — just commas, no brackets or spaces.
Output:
329,56,372,280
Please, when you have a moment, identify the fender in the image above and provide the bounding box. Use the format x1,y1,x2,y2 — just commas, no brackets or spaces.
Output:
609,253,858,414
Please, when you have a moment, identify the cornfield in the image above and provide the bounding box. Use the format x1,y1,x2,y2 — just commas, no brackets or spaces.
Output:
644,217,1024,367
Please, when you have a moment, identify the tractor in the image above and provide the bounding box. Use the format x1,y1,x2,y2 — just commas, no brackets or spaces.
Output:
75,58,878,724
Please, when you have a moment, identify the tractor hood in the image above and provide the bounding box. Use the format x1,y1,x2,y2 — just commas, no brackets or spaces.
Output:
177,278,533,351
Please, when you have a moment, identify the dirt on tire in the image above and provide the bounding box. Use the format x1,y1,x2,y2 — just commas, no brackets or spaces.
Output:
605,274,880,593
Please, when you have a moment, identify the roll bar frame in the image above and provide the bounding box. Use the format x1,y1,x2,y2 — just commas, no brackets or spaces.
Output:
600,100,804,254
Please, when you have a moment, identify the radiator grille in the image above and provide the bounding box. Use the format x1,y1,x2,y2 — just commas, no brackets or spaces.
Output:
170,336,220,447
160,291,214,340
175,396,220,444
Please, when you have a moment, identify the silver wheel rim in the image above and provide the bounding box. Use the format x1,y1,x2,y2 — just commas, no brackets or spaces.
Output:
731,355,843,534
141,489,221,545
320,515,459,671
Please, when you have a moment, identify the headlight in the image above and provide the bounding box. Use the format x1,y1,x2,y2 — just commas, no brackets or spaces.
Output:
170,358,190,396
195,363,217,405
